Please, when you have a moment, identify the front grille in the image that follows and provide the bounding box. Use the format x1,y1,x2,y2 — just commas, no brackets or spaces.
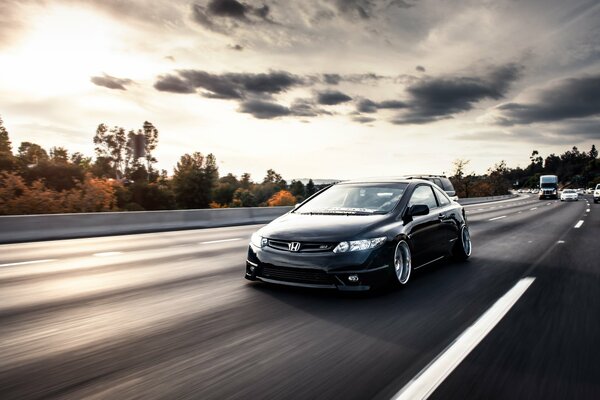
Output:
267,239,334,253
260,265,334,285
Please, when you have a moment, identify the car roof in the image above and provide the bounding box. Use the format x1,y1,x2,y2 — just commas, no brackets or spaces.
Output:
338,177,431,185
401,174,448,178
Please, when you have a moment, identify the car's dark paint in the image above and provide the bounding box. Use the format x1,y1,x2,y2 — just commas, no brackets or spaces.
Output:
246,179,468,291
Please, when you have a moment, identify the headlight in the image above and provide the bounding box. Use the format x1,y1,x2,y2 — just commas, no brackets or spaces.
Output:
250,232,267,248
552,189,557,193
333,237,386,253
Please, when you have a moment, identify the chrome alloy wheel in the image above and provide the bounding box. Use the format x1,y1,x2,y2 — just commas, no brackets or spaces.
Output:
394,241,412,285
461,225,472,256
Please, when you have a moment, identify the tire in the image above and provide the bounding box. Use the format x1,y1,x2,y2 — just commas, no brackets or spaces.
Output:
393,240,412,286
453,225,472,260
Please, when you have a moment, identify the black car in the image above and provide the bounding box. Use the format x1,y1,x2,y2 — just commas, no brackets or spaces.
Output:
245,178,471,291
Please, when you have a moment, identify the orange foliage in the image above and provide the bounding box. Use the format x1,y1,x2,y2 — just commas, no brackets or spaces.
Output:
267,190,297,207
0,172,117,215
209,201,228,208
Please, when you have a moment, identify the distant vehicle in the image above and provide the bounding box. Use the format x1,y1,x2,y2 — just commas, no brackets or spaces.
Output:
594,184,600,204
560,189,578,202
587,188,594,194
401,175,458,201
518,189,523,193
246,179,471,291
539,175,559,199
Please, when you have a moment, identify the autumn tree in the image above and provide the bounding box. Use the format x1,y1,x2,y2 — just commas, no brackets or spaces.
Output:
267,190,297,206
449,159,476,198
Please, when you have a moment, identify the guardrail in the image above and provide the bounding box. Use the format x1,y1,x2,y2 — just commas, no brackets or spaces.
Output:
457,194,518,205
0,194,518,244
0,207,293,244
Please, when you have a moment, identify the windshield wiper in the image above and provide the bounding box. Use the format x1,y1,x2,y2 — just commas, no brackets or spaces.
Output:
299,208,378,216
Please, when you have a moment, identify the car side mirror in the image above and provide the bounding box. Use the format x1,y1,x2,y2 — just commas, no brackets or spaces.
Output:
407,204,430,217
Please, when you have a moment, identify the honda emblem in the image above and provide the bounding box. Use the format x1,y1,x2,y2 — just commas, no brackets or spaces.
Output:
288,242,301,252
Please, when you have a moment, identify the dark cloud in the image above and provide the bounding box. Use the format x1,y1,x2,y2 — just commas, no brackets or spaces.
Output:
289,98,332,117
154,70,303,99
391,63,523,124
90,74,133,90
239,99,290,119
335,0,417,20
336,0,372,19
357,98,407,113
154,75,196,94
229,44,244,51
323,74,342,85
208,0,247,19
317,90,353,105
416,65,425,72
321,73,385,85
191,0,273,33
495,74,600,125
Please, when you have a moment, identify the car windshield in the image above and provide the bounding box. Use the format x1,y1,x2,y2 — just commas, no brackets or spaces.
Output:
541,183,556,188
296,183,407,215
563,189,575,193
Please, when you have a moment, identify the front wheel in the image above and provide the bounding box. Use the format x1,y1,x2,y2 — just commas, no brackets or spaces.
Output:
453,225,472,260
393,241,412,286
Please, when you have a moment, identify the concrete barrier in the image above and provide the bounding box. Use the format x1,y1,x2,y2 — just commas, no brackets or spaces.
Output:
457,194,518,205
0,207,293,244
0,194,518,244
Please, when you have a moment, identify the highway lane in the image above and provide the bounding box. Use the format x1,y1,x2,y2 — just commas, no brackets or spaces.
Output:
0,194,597,399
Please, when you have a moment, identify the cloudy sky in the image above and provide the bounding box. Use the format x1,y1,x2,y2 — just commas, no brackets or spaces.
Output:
1,0,599,180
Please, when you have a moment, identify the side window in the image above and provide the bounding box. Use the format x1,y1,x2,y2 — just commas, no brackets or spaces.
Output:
408,185,438,210
433,187,450,206
432,178,443,189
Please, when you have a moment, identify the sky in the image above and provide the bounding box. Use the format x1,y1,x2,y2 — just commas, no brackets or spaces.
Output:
0,0,599,181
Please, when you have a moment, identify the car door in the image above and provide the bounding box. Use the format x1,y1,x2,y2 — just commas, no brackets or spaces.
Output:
405,184,445,266
432,186,458,254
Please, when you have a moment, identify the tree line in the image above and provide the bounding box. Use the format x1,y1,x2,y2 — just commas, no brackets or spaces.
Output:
0,115,321,214
449,145,599,198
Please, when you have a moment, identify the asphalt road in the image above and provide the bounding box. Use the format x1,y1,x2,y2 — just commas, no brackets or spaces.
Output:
0,194,598,399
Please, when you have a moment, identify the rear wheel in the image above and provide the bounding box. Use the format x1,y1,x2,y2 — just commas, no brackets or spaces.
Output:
393,241,412,286
453,225,472,260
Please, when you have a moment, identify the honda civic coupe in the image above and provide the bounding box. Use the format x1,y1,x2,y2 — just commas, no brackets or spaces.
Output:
245,178,471,291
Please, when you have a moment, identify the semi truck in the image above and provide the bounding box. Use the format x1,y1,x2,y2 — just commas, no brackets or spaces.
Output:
539,175,558,200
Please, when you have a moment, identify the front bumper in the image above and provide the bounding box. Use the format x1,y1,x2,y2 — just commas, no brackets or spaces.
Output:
561,196,578,201
245,244,394,291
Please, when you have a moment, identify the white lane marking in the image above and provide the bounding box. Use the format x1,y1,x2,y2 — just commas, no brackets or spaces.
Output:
477,208,484,211
0,259,57,267
489,216,507,221
93,252,123,257
199,238,242,245
518,211,522,214
546,203,551,205
530,207,537,211
574,220,584,229
392,277,535,400
586,209,590,212
558,240,565,244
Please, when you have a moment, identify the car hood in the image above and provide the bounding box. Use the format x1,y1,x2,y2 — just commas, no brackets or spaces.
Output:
259,212,390,242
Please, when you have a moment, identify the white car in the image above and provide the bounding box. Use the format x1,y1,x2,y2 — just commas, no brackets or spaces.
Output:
561,189,578,201
594,184,600,204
